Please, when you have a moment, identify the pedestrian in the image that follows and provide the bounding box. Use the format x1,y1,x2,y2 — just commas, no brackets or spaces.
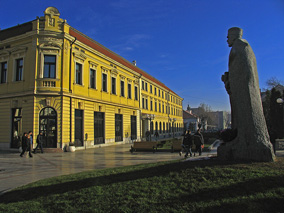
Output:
180,130,193,158
28,131,33,151
145,129,151,141
34,132,44,154
20,132,33,157
154,130,159,141
193,129,204,156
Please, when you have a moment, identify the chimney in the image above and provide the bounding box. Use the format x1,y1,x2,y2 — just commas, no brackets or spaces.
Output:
132,60,136,66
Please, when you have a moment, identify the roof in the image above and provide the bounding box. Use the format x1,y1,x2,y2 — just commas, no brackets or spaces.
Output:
183,110,199,119
0,21,33,41
69,27,179,97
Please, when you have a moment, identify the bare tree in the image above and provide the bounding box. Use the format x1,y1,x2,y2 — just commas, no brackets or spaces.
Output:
266,77,283,90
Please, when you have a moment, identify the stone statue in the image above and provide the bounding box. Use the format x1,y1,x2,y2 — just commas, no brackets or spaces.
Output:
218,27,275,162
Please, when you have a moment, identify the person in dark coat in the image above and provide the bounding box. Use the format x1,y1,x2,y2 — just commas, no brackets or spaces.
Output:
20,132,33,157
145,129,151,141
34,132,44,154
154,130,159,141
180,130,193,158
194,129,204,156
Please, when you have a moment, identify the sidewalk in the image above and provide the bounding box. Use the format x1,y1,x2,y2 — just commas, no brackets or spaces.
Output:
0,144,185,195
0,144,283,196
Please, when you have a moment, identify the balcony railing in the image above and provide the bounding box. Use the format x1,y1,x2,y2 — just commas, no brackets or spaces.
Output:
43,80,56,87
37,78,59,88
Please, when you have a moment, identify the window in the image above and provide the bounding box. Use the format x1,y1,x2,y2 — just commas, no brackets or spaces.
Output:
142,97,145,109
150,100,153,111
155,102,157,112
121,81,125,97
159,90,160,97
75,63,82,85
145,98,148,109
142,81,144,90
128,83,132,99
112,77,116,94
44,55,56,78
134,86,138,100
154,87,157,95
15,58,23,81
150,85,152,93
162,91,164,99
90,68,96,89
145,82,148,91
0,62,7,83
102,73,107,92
159,103,161,112
162,103,164,113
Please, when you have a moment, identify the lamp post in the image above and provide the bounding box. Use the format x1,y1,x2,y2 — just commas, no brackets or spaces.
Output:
277,98,284,138
147,114,155,141
172,118,176,138
168,117,172,138
143,114,155,141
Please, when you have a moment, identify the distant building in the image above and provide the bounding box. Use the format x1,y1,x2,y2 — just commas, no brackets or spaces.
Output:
187,105,230,130
208,111,231,130
183,110,200,132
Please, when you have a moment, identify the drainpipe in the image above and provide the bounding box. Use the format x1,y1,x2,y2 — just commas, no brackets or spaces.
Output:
138,74,142,141
60,40,64,149
69,37,76,144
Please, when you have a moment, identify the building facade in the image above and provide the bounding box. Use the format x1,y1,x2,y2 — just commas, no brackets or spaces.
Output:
183,110,200,132
0,7,183,150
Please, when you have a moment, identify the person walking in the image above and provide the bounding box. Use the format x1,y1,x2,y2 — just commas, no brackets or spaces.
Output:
28,131,33,151
180,130,193,158
154,130,159,141
20,132,33,157
193,129,204,156
146,129,151,141
34,132,44,154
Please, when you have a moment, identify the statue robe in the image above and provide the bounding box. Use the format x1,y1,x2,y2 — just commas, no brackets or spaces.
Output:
218,38,275,162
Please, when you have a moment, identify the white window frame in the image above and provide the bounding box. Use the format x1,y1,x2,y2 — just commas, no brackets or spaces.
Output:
75,62,83,85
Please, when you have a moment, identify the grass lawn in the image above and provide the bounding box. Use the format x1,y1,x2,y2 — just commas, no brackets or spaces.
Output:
1,157,284,213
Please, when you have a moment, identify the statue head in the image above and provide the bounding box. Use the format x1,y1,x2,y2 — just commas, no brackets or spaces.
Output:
227,27,243,47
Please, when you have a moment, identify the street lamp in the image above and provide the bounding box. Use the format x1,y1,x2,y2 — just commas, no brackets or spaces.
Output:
277,98,284,138
277,98,284,104
172,118,177,138
147,114,155,141
168,117,172,138
143,114,155,141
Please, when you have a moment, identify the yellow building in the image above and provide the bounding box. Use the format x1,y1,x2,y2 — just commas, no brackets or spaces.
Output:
0,7,183,151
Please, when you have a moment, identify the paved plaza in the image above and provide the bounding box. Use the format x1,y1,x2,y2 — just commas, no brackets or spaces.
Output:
0,144,283,196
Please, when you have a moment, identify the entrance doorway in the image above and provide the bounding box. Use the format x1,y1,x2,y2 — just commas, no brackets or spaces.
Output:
94,112,105,144
11,108,22,148
131,115,137,140
39,107,57,148
75,109,84,147
115,114,123,142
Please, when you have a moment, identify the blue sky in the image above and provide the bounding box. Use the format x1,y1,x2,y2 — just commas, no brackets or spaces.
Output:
1,0,283,111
